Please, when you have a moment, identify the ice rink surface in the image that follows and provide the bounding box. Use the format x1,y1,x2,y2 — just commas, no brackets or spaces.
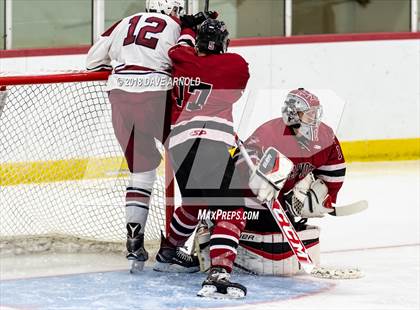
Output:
1,161,419,310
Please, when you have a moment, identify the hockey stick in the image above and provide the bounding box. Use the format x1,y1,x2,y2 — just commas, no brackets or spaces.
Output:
235,135,315,274
329,200,368,217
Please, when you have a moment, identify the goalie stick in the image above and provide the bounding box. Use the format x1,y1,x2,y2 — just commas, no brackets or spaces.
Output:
329,200,368,217
235,135,364,279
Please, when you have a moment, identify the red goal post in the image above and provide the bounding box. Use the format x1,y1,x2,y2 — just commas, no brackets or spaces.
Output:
0,70,111,86
0,70,174,255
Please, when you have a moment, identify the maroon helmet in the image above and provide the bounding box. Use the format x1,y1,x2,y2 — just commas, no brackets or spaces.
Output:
282,88,323,141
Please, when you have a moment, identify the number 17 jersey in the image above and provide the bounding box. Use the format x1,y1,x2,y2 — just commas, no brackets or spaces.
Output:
86,12,181,93
168,43,250,149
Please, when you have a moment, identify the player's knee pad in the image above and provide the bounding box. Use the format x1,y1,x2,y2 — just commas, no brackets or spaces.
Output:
236,226,320,276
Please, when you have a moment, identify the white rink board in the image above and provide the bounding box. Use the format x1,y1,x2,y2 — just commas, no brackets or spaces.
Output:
234,39,420,141
1,38,419,141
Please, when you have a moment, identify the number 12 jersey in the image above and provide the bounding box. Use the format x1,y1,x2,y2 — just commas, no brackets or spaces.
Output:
86,12,181,93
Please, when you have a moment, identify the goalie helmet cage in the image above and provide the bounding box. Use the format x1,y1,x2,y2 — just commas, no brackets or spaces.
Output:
0,71,174,255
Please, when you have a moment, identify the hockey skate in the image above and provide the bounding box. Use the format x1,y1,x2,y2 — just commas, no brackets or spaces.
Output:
153,232,199,273
197,267,246,299
126,223,148,273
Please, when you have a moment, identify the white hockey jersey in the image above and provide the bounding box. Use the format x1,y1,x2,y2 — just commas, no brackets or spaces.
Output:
86,12,181,93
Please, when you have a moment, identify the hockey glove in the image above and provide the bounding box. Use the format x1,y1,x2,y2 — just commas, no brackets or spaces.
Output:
248,147,293,203
180,11,218,29
285,173,334,218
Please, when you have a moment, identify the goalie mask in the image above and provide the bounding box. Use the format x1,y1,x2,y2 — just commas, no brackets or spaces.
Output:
282,88,323,141
146,0,184,16
196,19,230,54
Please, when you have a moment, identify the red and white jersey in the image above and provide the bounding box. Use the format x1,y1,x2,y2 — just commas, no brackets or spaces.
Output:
168,30,250,149
86,12,181,93
243,118,346,203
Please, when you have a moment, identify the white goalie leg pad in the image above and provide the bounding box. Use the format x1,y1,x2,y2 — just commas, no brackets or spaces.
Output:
126,169,157,233
195,225,321,276
235,226,320,276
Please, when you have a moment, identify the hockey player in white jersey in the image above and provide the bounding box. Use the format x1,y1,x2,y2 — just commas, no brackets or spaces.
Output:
86,0,187,273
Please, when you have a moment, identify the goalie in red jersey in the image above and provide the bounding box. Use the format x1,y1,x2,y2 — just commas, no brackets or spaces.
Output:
235,88,346,275
196,88,347,276
153,18,250,299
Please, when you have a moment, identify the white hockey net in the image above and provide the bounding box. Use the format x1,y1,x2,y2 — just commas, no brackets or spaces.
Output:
0,72,170,256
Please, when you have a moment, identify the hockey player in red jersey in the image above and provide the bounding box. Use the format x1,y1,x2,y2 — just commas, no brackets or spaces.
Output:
86,0,186,273
153,19,250,298
232,88,346,275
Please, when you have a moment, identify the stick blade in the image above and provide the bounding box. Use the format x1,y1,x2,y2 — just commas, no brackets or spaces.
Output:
301,262,315,274
311,266,364,279
331,200,368,217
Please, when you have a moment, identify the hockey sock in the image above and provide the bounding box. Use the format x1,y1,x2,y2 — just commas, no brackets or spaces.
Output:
167,206,199,247
210,215,245,273
125,169,157,234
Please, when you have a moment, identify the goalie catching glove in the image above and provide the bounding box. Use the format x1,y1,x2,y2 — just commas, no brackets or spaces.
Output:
248,147,294,203
284,173,334,218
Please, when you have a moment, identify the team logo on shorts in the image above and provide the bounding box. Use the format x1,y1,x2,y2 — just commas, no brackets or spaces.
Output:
190,129,207,136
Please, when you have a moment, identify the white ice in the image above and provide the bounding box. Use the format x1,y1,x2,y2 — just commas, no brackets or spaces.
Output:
1,161,419,309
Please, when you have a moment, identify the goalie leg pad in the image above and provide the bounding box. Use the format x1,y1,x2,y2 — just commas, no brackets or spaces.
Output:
195,224,211,272
235,226,320,276
196,225,320,276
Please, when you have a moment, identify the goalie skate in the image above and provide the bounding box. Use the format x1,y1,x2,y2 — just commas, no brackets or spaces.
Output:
197,267,246,299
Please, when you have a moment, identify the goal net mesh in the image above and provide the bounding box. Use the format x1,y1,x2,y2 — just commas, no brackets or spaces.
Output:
0,74,167,255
